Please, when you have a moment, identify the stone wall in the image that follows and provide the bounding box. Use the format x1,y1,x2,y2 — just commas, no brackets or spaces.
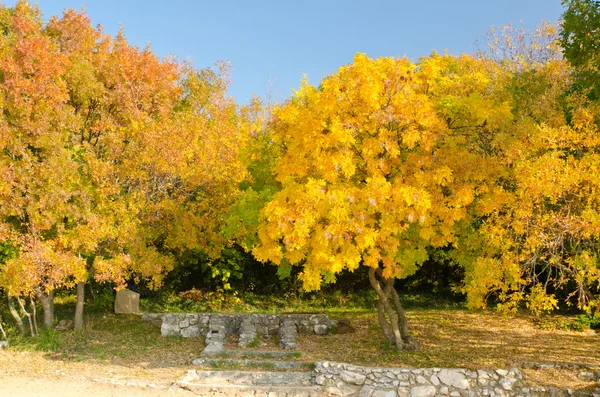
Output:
142,313,336,338
313,361,597,397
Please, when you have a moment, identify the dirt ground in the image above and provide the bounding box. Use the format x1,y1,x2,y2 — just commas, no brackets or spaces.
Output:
0,350,194,396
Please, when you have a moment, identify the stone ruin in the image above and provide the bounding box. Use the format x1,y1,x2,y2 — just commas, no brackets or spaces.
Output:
142,312,337,351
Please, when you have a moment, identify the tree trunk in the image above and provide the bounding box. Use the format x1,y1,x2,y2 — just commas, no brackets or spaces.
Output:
35,289,55,328
0,314,7,341
29,296,38,336
17,297,35,336
7,296,25,334
74,281,85,331
368,267,419,351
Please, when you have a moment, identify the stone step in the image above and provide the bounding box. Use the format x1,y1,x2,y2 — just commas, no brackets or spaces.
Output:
192,358,314,370
238,316,258,347
200,349,302,359
203,316,227,355
176,382,323,397
181,370,314,386
278,319,298,349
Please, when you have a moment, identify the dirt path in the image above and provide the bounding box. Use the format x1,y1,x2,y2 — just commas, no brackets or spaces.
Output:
0,350,195,396
0,377,195,397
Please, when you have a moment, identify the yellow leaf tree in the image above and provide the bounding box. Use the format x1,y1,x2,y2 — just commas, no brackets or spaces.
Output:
253,53,510,349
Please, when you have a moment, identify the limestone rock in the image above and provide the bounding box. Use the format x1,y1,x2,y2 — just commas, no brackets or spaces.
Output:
340,370,367,385
358,384,373,397
314,323,329,335
437,369,469,390
114,288,140,314
372,389,396,397
411,385,436,397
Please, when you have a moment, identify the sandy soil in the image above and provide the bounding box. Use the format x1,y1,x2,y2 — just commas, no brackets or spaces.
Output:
0,377,194,397
0,350,195,397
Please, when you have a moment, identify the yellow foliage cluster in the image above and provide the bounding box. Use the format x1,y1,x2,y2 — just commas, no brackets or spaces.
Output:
255,50,600,314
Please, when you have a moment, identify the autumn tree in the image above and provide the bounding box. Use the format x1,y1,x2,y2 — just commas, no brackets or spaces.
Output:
253,54,512,349
560,0,600,100
456,21,600,314
0,2,252,331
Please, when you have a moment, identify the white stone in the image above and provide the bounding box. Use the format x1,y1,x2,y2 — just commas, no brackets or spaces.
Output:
416,376,427,384
478,370,490,379
397,387,410,397
160,322,180,337
439,386,449,395
450,392,460,397
499,377,517,391
410,386,436,397
496,369,508,376
438,369,469,390
314,324,329,335
340,370,367,385
430,375,440,386
338,384,362,396
180,326,200,338
358,385,373,397
315,375,326,385
372,390,396,397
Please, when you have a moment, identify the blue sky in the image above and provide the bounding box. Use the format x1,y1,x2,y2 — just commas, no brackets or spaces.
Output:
6,1,564,104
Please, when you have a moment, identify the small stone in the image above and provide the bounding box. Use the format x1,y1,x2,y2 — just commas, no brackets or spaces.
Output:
416,376,427,384
410,385,436,397
397,387,410,397
338,384,361,396
438,369,469,390
579,372,595,381
450,392,460,397
315,375,326,385
340,370,367,385
430,375,440,386
314,324,329,335
478,370,490,379
496,369,508,376
358,385,373,397
372,389,396,397
499,377,517,391
439,386,449,395
180,326,200,338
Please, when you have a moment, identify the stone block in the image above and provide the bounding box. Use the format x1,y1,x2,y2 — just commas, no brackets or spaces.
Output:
114,288,140,314
437,369,469,390
340,370,367,385
410,385,436,397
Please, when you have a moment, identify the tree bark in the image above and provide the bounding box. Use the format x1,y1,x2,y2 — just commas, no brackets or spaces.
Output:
0,314,7,341
368,267,419,351
17,297,35,336
29,296,38,336
35,289,55,328
7,296,24,334
74,281,85,331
